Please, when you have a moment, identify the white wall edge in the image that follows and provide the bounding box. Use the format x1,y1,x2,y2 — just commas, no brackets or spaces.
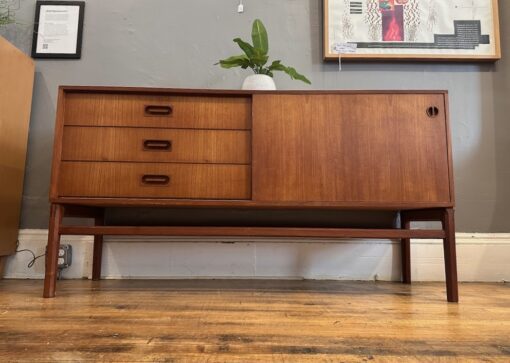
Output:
4,229,510,282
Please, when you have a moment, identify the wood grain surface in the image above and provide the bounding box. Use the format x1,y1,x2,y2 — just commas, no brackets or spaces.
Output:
0,37,34,256
58,225,445,239
63,92,251,130
58,86,449,95
0,280,508,362
0,256,6,278
58,162,251,199
253,94,451,204
43,204,63,298
52,197,455,209
62,127,251,164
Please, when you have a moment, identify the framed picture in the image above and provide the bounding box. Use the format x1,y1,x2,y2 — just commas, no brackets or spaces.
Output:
323,0,501,61
31,1,85,59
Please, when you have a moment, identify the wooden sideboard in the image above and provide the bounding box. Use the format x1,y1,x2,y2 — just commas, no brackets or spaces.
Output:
45,86,458,302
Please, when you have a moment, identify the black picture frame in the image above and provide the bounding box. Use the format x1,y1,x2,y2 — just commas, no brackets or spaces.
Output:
31,1,85,59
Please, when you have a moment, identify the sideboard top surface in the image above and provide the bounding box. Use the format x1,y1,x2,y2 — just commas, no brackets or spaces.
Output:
59,85,448,96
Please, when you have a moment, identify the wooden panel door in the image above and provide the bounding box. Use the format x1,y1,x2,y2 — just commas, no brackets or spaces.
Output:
252,93,452,206
0,37,34,258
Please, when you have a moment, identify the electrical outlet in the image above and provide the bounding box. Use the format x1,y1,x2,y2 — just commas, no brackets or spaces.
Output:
237,3,244,13
58,244,72,269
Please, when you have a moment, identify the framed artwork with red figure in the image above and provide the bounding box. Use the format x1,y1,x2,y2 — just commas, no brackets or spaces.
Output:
323,0,501,61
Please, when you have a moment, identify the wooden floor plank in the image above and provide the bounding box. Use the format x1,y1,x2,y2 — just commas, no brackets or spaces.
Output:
0,280,508,362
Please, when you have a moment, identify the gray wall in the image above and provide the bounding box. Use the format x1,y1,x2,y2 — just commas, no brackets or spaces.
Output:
1,0,508,232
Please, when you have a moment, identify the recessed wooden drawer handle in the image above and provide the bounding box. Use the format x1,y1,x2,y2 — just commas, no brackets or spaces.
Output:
141,174,170,185
144,105,173,116
143,139,172,151
426,106,440,118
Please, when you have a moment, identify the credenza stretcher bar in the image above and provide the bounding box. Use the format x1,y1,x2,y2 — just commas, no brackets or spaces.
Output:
45,87,458,302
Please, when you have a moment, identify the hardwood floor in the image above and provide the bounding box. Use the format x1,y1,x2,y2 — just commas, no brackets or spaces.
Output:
0,280,508,362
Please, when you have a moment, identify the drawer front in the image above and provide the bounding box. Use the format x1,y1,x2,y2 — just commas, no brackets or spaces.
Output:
58,162,251,199
62,127,251,164
63,93,251,130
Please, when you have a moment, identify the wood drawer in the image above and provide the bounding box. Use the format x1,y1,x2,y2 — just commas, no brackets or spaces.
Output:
58,162,251,199
63,93,251,130
61,127,251,164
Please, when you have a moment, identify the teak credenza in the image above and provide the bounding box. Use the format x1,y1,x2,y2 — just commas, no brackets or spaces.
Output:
45,87,458,302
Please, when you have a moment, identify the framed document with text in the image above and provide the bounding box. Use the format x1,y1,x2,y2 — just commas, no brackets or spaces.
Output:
323,0,501,61
31,1,85,59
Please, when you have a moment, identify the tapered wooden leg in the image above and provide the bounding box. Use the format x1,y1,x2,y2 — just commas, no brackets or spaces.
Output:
442,208,459,303
400,212,411,284
0,256,7,278
43,204,63,298
92,211,104,281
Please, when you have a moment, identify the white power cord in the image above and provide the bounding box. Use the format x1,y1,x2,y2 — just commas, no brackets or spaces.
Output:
238,0,244,13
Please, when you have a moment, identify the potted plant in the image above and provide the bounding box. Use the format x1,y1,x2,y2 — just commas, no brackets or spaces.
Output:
217,19,311,90
0,1,16,27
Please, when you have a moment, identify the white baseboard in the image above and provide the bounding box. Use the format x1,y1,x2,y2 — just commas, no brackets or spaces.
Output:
4,229,510,282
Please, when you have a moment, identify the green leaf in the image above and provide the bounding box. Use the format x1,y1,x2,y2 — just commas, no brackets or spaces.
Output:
216,54,247,65
268,60,285,71
252,19,269,55
0,13,15,26
233,38,268,67
233,38,256,58
216,55,251,69
283,66,311,84
252,54,269,67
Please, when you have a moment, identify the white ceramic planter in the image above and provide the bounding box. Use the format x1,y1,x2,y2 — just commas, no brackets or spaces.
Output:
241,74,276,90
